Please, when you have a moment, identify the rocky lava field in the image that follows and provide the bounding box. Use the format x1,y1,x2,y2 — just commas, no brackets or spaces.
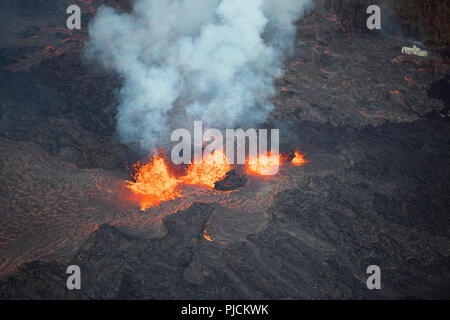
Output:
0,0,449,299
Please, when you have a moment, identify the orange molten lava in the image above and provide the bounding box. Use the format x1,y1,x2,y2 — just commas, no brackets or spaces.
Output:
183,149,231,188
246,152,282,176
126,155,182,210
292,150,307,166
203,229,213,242
125,148,308,210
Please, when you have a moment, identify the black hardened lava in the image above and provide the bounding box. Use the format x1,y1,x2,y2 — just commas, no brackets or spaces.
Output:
0,0,449,299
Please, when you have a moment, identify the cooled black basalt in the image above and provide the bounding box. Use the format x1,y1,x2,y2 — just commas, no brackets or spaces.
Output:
0,0,449,300
214,170,248,191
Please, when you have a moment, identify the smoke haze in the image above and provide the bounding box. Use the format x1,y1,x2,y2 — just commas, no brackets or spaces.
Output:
85,0,312,151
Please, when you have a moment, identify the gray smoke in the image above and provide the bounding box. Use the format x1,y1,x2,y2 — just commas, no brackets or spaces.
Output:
85,0,312,151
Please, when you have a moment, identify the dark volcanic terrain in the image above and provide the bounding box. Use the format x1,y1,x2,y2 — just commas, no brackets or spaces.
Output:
0,0,449,299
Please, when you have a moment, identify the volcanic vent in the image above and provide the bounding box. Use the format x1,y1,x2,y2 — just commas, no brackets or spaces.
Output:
0,137,308,275
124,148,308,211
1,0,450,300
82,0,314,242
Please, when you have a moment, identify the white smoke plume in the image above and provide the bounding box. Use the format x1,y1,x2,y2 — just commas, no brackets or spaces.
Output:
85,0,312,151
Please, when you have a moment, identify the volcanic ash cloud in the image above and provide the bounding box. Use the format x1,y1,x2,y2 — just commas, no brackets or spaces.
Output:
85,0,312,151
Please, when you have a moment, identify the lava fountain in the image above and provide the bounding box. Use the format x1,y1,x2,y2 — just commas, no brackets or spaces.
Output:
125,154,182,210
0,137,308,276
246,151,283,176
125,149,308,211
292,150,308,166
182,149,231,188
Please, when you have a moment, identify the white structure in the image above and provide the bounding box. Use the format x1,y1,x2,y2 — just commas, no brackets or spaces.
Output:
401,45,428,57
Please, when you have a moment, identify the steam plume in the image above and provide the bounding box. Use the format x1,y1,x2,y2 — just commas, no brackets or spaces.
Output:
85,0,312,151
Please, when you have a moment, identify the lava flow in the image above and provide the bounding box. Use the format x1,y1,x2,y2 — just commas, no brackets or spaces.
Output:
183,150,231,188
246,151,283,176
125,155,182,210
292,150,308,166
126,149,307,211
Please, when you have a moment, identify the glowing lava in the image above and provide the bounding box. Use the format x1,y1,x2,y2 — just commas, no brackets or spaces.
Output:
126,155,182,210
292,150,307,166
126,149,308,210
183,149,231,188
246,152,283,176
